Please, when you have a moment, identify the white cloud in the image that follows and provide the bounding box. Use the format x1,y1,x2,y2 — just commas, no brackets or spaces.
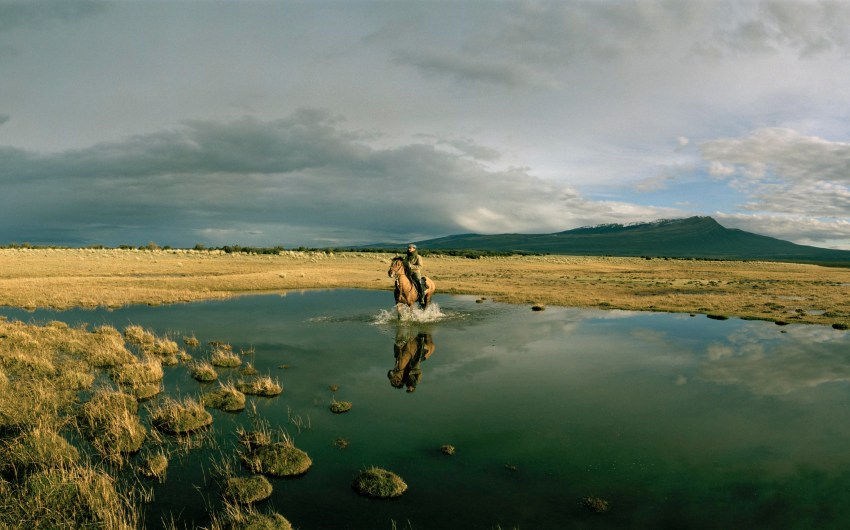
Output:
698,128,850,246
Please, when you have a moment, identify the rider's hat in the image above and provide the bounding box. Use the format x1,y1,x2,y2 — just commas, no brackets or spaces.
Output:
407,243,417,249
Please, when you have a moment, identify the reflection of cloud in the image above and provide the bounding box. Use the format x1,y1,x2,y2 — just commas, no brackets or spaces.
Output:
699,325,850,395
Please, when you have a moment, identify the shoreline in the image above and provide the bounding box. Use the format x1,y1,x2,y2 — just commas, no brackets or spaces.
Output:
0,248,849,327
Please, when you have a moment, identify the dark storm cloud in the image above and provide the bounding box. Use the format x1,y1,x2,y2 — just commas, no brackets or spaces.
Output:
2,110,650,247
383,1,850,88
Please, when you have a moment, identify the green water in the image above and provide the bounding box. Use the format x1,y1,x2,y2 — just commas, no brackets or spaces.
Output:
5,290,850,529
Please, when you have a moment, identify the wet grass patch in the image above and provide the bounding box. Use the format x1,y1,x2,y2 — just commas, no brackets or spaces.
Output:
352,467,407,498
149,397,213,435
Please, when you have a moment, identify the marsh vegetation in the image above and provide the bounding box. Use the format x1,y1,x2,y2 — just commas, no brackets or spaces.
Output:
1,250,850,528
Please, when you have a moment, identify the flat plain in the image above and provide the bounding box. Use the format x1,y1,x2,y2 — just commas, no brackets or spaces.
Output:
0,248,849,326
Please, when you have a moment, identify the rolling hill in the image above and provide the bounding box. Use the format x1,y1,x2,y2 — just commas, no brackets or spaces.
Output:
399,217,850,264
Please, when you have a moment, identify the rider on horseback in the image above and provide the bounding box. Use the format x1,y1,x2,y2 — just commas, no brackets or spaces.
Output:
403,244,427,305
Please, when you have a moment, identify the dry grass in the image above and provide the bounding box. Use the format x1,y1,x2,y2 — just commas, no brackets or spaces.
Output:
149,397,213,435
236,375,282,397
78,389,147,464
210,348,242,368
0,248,848,325
191,360,219,382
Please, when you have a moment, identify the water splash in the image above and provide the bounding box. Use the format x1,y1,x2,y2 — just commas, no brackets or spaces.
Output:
373,303,447,324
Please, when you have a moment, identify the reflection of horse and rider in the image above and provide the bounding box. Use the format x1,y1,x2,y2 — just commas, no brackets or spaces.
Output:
388,330,435,393
387,244,436,309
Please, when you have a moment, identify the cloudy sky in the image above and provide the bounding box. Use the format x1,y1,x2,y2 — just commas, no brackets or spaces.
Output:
2,0,850,248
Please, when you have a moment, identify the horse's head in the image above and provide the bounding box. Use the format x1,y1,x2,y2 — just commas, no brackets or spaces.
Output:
388,257,403,278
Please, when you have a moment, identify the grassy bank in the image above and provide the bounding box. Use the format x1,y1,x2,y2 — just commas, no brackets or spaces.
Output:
0,317,296,529
0,248,849,326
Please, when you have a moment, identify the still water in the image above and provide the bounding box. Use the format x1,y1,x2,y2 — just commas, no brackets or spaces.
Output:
5,289,850,529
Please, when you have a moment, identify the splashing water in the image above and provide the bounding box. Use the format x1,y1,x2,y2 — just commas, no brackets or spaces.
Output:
373,303,447,324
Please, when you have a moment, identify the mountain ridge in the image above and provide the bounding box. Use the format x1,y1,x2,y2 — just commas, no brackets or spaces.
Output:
385,217,850,264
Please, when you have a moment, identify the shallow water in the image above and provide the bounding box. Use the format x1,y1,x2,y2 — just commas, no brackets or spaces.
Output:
4,290,850,529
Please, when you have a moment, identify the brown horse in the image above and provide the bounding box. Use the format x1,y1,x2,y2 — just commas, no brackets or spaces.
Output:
387,257,436,309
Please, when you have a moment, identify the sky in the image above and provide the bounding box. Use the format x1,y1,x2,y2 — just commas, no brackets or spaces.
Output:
1,0,850,249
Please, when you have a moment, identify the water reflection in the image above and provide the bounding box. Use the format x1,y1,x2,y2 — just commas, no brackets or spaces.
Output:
388,328,435,393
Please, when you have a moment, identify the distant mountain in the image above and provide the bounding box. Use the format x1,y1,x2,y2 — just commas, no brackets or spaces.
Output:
395,217,850,264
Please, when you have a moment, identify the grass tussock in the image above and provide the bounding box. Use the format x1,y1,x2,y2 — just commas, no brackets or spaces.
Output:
149,397,213,435
352,467,407,498
236,376,282,397
221,475,273,504
79,389,146,463
138,450,169,481
191,360,219,382
241,437,312,477
111,357,164,387
211,348,242,368
213,504,293,530
5,464,140,529
0,425,80,479
123,324,156,347
202,383,247,412
240,362,258,376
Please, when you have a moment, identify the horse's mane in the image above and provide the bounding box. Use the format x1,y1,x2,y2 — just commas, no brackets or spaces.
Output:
392,256,403,263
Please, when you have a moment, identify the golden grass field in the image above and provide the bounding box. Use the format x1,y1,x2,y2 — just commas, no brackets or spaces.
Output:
1,248,849,327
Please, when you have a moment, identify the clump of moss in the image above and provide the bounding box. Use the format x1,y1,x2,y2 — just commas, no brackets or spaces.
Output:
707,314,729,320
211,348,242,368
138,451,168,481
329,399,352,414
183,335,201,348
531,304,545,311
833,323,849,330
203,383,247,412
333,437,350,449
581,496,610,513
242,439,312,477
222,475,273,504
236,376,282,397
191,361,219,382
149,397,213,434
352,467,407,498
440,444,456,455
